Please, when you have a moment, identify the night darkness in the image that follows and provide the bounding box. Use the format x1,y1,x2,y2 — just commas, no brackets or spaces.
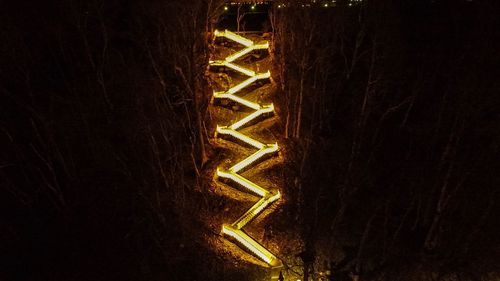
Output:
1,1,499,281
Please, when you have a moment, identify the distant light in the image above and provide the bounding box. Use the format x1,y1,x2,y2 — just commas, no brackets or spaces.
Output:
277,4,282,8
251,5,256,10
349,3,352,6
224,6,228,10
324,3,328,7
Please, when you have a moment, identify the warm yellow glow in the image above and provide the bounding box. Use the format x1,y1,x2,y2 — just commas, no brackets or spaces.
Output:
230,144,278,173
214,29,254,47
210,60,256,77
211,72,271,107
217,169,269,197
226,76,257,94
225,47,255,64
233,198,269,229
213,91,261,110
230,104,274,130
226,61,257,76
222,225,281,267
252,192,281,216
224,43,269,63
216,126,264,149
210,31,282,268
233,192,281,229
225,71,271,95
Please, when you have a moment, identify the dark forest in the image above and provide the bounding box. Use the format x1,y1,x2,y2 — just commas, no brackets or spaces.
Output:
1,1,499,281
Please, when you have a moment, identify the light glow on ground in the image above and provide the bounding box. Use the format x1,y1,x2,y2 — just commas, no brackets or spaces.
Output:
210,29,282,268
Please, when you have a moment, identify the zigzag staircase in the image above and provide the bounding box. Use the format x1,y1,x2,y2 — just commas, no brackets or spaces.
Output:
209,30,283,268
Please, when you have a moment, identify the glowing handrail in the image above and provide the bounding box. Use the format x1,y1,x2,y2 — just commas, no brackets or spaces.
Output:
222,225,281,267
210,60,256,77
214,29,254,47
233,191,281,229
211,30,282,268
216,126,264,149
230,144,278,173
213,92,261,111
217,169,269,197
225,47,255,63
230,104,274,130
225,71,270,95
225,43,269,63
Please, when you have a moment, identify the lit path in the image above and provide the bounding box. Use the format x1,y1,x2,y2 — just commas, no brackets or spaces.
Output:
209,30,282,268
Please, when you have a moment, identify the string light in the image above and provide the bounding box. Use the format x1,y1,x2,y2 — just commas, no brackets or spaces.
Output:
210,30,282,267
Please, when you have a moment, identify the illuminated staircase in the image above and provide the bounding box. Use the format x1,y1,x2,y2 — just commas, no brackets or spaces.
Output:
209,30,282,268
